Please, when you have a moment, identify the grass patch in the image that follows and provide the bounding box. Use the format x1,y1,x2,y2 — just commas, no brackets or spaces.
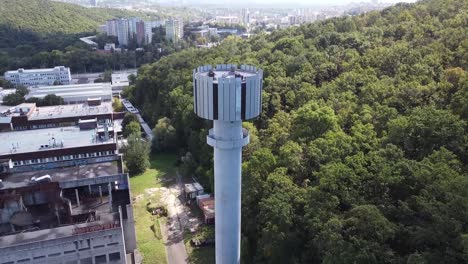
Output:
130,154,177,264
184,225,215,264
134,198,167,264
130,154,176,195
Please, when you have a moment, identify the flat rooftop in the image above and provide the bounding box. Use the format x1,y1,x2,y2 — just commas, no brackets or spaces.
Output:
0,161,119,189
1,102,112,120
111,73,129,84
26,83,112,100
0,126,114,156
5,66,69,74
0,212,119,248
29,102,113,121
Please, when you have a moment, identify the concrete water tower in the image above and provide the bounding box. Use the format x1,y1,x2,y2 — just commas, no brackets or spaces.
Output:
193,64,263,264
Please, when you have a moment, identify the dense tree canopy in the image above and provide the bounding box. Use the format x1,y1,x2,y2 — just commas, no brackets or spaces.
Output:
129,0,468,263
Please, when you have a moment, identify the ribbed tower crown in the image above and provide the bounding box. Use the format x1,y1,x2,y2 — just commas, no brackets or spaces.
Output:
193,64,263,121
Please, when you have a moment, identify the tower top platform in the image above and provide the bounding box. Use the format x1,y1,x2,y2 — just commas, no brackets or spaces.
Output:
193,64,263,121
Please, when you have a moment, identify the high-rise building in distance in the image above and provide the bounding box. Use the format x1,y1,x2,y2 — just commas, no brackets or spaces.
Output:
136,21,146,46
165,19,183,42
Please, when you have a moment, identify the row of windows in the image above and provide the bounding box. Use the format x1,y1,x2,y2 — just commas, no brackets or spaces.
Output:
1,234,122,264
7,73,69,77
13,151,115,166
14,122,77,131
3,252,121,264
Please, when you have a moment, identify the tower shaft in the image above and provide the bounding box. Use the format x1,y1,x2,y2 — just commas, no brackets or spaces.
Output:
193,64,262,264
207,120,247,264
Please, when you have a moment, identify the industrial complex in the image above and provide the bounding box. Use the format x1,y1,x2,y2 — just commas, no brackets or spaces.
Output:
26,83,113,104
0,77,136,263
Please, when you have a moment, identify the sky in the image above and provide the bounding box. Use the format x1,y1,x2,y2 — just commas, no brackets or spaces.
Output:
177,0,418,8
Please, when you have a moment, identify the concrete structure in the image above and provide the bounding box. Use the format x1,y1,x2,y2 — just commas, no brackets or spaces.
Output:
0,123,118,168
26,83,112,104
117,19,130,46
0,101,115,132
135,21,146,46
193,64,263,264
106,18,132,46
4,67,72,87
111,73,131,96
165,19,183,42
145,20,165,44
80,36,98,47
191,25,218,39
184,182,204,200
105,43,116,51
198,195,215,224
215,16,240,25
106,19,118,37
0,159,136,264
241,8,251,26
120,99,153,141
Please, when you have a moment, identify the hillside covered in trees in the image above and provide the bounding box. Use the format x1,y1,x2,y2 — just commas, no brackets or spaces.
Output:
128,0,468,263
0,0,152,47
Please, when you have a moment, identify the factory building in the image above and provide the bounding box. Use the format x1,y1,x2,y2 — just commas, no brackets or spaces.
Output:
0,122,119,169
26,83,113,104
0,101,119,132
0,155,136,263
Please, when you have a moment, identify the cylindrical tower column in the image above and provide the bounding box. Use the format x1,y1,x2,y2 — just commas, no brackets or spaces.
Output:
193,64,263,264
210,120,246,263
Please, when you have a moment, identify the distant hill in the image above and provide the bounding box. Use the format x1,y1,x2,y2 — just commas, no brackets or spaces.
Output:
0,0,155,48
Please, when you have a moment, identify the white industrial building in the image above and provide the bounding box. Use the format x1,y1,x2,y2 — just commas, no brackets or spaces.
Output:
26,83,113,104
165,19,184,42
4,66,72,87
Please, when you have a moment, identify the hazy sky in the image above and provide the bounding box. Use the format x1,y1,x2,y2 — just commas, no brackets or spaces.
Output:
233,0,417,2
185,0,419,7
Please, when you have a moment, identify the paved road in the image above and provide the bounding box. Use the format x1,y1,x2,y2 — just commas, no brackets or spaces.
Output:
161,171,189,264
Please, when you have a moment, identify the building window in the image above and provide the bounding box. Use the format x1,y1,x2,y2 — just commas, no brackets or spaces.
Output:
109,252,121,263
95,255,107,264
80,258,93,264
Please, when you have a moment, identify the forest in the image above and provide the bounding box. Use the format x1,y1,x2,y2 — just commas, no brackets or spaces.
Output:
128,0,468,263
0,0,197,74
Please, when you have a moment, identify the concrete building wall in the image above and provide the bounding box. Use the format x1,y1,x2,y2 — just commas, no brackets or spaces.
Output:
135,21,145,46
4,67,72,87
123,204,137,252
106,20,118,37
0,228,126,264
165,19,183,42
117,19,130,46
